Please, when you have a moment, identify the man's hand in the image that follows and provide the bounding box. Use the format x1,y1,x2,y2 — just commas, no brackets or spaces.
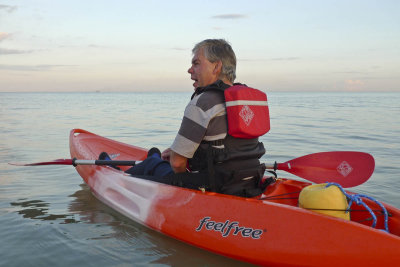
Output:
161,148,172,161
170,150,188,173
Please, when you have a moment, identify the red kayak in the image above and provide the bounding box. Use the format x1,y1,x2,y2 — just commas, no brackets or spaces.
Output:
69,129,400,266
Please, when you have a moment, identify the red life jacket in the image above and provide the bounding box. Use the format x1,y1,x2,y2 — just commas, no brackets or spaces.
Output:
224,84,270,139
189,81,268,196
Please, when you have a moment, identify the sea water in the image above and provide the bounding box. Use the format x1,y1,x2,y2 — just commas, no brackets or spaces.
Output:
0,91,399,266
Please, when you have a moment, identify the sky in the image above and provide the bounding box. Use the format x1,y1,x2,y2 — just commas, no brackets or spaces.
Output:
0,0,399,92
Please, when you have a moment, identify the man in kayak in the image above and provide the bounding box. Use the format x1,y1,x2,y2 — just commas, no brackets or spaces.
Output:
106,39,267,197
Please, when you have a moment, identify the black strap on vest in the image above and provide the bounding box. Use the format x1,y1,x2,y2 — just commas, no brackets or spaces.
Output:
206,145,217,192
191,80,232,99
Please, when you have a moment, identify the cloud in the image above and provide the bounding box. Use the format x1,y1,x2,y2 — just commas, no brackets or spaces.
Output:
270,57,300,61
0,4,17,13
171,46,187,51
0,64,74,71
345,79,364,85
334,71,369,74
211,14,247,19
241,57,301,62
345,79,365,91
0,48,32,55
88,44,111,49
0,32,12,42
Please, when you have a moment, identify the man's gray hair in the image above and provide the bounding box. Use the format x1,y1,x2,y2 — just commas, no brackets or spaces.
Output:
192,39,236,83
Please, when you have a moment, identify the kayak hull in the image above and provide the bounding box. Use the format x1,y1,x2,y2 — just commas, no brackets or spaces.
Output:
70,129,400,266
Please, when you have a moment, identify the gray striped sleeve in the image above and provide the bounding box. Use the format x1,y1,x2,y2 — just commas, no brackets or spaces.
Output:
170,91,228,158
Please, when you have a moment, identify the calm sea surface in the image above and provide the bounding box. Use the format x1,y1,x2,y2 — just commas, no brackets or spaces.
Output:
1,91,399,266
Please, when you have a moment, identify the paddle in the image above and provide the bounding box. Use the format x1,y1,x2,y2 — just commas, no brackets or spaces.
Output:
264,151,374,188
9,151,374,187
9,158,137,167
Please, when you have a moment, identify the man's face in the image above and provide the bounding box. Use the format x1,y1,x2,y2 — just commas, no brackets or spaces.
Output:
188,48,220,89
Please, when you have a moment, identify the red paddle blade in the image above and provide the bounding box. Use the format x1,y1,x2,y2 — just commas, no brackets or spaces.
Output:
276,151,375,188
9,159,73,166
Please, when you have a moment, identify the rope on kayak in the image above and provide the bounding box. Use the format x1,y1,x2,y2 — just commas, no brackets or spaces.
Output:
325,183,389,233
303,207,391,214
259,191,393,219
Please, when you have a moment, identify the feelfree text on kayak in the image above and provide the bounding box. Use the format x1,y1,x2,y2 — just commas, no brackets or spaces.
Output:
195,216,265,239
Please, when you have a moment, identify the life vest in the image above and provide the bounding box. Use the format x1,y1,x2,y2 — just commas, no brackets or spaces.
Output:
188,136,266,197
191,80,270,139
224,85,270,138
188,81,268,197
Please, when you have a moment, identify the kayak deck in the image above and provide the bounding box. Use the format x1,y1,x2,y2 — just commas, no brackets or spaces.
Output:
70,129,400,266
261,178,400,236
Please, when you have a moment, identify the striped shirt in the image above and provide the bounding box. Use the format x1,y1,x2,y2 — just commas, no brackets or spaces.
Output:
171,90,227,158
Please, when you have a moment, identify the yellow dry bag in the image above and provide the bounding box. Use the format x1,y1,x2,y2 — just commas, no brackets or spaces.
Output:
299,183,350,220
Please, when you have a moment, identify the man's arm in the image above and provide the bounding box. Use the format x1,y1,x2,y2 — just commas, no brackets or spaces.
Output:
170,150,188,173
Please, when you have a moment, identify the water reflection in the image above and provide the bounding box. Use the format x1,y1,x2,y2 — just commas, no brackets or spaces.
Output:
66,184,254,266
10,199,79,223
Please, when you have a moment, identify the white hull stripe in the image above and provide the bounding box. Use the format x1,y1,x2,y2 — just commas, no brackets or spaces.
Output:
226,100,268,107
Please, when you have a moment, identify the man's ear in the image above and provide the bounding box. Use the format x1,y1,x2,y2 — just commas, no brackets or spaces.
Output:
213,61,223,75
